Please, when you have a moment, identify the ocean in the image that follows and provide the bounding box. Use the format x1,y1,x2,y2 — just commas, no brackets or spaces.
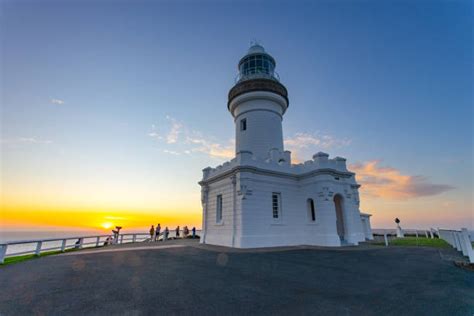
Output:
0,230,150,256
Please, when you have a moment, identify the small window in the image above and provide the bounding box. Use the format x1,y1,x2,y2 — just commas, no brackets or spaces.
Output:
307,198,316,222
216,195,223,223
240,118,247,131
272,193,281,219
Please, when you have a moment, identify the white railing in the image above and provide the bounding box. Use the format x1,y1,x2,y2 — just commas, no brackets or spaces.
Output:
0,230,201,264
372,228,438,238
438,228,474,263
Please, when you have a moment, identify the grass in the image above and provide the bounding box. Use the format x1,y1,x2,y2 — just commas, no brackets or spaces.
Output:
374,237,450,248
1,248,80,266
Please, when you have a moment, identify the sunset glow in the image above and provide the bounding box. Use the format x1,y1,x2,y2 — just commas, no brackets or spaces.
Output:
101,222,113,230
1,0,472,233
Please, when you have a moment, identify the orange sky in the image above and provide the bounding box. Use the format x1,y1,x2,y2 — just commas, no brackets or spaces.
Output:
1,160,470,231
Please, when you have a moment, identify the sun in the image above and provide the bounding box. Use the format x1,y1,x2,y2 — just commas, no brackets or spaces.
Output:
101,222,113,229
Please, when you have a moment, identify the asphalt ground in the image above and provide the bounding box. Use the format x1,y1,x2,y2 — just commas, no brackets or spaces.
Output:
0,240,472,315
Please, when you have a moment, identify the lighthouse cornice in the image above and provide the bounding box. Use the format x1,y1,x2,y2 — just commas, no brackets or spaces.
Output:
228,78,289,111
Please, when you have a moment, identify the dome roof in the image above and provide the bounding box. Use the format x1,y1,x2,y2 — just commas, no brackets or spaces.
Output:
247,44,265,54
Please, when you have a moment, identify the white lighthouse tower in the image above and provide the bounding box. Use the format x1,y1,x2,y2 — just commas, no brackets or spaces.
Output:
199,44,373,248
230,44,288,161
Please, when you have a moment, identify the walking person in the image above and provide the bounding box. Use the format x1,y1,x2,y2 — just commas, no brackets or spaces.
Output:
176,226,180,238
149,225,155,242
155,223,161,241
192,227,196,239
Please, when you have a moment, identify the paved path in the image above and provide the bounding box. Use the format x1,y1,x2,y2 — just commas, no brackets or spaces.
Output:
0,241,473,315
62,244,185,256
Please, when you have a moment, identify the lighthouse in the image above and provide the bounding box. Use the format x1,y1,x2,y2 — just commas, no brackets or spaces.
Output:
199,44,373,248
229,44,288,161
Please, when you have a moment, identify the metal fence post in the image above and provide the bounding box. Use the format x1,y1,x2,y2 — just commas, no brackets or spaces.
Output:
78,238,84,249
456,232,462,250
61,239,67,252
451,232,456,249
0,245,8,264
457,232,468,256
120,234,124,244
461,228,474,263
96,236,100,247
35,241,43,256
132,234,136,243
384,234,388,247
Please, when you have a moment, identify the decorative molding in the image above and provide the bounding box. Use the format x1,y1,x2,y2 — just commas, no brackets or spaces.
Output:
344,188,352,200
199,165,355,186
237,185,253,200
201,185,209,204
352,187,360,206
318,187,334,201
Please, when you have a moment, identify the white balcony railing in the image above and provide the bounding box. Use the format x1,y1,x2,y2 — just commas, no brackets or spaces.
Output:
438,228,474,263
0,230,201,264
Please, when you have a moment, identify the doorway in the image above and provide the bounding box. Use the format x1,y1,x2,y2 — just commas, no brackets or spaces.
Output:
334,194,345,241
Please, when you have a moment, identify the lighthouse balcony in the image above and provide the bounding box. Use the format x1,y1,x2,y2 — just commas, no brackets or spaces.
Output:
235,70,280,83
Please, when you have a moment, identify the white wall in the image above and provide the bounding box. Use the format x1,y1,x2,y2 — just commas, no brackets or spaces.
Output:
201,169,368,248
230,91,287,161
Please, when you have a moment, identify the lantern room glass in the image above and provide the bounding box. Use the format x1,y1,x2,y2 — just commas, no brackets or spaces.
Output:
239,54,275,78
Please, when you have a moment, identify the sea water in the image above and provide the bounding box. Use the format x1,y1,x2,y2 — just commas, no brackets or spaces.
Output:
0,230,148,256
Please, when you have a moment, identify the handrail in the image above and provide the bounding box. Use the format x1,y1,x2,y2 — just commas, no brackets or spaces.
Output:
0,235,114,246
438,228,473,263
234,71,280,83
0,230,202,264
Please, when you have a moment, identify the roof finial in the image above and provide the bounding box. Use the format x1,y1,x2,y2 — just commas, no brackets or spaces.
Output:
250,39,262,47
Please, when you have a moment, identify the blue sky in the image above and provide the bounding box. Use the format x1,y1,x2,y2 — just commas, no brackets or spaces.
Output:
1,0,472,230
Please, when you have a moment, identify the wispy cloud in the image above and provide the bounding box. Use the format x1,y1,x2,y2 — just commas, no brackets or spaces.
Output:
148,116,183,144
186,133,234,159
149,118,351,162
50,98,65,105
349,160,454,199
284,132,351,162
1,137,53,145
148,116,233,159
165,116,182,144
163,149,181,155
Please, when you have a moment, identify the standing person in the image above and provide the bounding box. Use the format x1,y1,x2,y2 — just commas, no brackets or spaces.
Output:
164,227,169,241
176,226,180,238
155,223,161,242
149,225,155,242
112,226,122,244
183,226,189,238
192,227,196,239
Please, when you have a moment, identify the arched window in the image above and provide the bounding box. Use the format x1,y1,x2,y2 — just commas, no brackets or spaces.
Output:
307,198,316,222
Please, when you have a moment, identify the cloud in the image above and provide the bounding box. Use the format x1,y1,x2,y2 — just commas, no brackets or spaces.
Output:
50,98,65,105
149,119,351,162
148,116,233,159
148,124,163,140
1,137,53,145
163,149,181,156
186,134,234,159
349,160,454,199
148,118,183,144
284,132,351,162
165,116,182,144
